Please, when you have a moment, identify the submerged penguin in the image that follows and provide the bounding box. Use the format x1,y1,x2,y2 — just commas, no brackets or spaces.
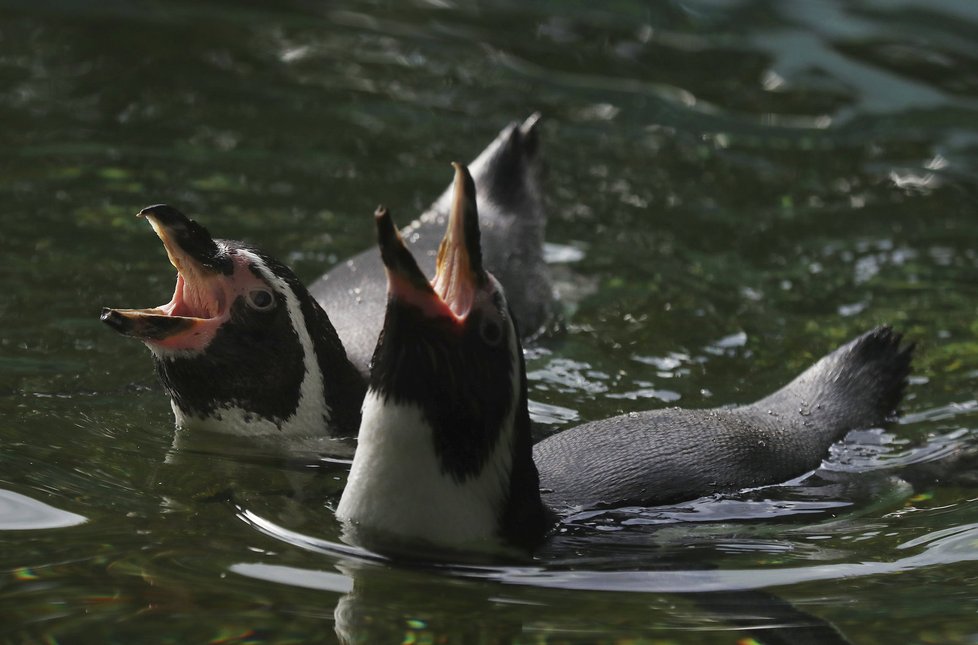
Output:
335,163,914,558
101,116,552,445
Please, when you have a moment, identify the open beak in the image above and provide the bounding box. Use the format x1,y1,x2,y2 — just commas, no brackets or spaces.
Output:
101,204,232,348
377,163,485,323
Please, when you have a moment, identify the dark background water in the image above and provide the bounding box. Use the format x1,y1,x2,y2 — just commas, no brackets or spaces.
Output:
2,1,978,643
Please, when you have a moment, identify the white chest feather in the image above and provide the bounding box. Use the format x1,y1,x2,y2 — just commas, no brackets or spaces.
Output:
336,391,516,552
170,399,323,439
170,400,355,458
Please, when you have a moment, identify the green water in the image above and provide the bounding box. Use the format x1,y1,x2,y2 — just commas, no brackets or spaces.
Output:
2,1,978,642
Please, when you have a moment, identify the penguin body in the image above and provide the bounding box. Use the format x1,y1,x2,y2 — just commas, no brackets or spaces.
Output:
336,164,914,558
534,327,912,510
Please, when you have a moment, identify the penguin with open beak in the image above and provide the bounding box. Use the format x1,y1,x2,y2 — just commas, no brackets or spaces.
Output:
336,164,553,558
101,205,365,446
336,164,914,559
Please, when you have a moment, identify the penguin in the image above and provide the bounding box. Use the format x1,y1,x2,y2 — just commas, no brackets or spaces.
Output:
101,115,552,446
101,204,366,447
335,163,914,559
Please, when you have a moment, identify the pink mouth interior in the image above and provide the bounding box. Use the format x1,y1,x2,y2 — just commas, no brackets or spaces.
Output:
432,250,475,321
158,272,226,320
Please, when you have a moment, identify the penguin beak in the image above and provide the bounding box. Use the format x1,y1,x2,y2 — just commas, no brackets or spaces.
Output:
378,163,485,323
433,162,486,319
101,205,234,351
136,204,230,275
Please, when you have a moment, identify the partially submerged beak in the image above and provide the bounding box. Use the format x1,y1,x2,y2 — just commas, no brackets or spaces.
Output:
377,163,485,323
101,204,232,348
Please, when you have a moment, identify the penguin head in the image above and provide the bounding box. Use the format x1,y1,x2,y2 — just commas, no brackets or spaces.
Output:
101,205,363,442
337,164,548,558
372,164,520,482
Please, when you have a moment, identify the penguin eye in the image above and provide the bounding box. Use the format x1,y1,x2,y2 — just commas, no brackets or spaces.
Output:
479,318,503,346
247,289,275,311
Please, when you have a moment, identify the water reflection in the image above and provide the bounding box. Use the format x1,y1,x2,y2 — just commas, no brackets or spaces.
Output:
233,553,857,644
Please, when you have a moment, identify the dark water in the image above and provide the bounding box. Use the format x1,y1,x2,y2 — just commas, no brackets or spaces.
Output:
3,1,978,642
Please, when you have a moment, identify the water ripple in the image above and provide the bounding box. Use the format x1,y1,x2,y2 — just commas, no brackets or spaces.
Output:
233,508,978,594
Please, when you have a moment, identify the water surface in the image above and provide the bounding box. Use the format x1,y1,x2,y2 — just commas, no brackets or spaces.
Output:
2,1,978,643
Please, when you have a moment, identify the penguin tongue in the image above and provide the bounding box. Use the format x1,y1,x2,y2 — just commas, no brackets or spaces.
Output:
379,163,485,322
100,205,231,348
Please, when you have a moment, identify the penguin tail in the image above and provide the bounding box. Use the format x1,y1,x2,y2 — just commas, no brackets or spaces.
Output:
749,326,914,435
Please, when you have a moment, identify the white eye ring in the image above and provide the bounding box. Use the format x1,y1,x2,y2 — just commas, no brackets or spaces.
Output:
247,289,275,311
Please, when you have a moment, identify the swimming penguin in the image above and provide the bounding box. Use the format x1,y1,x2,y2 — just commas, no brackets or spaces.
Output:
335,163,914,558
101,205,366,445
101,115,552,446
